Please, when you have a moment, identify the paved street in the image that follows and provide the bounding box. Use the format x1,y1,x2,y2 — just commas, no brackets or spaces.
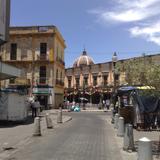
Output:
4,112,123,160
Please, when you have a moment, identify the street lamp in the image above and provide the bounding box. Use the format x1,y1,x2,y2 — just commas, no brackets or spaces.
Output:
82,78,86,110
112,52,118,93
112,52,118,115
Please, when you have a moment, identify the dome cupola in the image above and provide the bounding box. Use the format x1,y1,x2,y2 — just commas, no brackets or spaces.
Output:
73,49,94,67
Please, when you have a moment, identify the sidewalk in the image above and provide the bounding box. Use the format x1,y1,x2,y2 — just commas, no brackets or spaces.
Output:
0,109,72,154
61,107,111,112
106,113,160,160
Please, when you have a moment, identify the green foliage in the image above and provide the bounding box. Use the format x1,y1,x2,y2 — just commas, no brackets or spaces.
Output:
116,57,160,91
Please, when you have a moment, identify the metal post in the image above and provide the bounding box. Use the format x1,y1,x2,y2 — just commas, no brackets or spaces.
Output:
111,104,115,123
45,113,53,129
114,113,119,129
138,137,152,160
57,107,62,123
117,117,124,137
33,117,41,136
123,124,135,151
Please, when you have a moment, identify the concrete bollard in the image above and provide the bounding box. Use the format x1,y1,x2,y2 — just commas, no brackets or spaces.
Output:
33,117,41,136
138,137,153,160
57,107,62,123
123,124,135,151
111,108,114,124
114,113,119,129
117,117,124,137
45,113,53,129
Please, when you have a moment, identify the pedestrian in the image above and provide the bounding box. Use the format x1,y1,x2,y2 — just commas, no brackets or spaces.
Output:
106,99,110,110
32,98,40,117
27,95,35,117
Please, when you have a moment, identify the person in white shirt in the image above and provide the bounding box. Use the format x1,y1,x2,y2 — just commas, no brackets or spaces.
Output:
32,99,40,117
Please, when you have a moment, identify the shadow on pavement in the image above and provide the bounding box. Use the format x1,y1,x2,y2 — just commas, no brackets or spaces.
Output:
0,115,34,128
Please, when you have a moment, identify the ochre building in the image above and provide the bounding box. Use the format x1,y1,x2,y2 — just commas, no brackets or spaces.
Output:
0,26,66,109
64,50,160,103
64,50,121,98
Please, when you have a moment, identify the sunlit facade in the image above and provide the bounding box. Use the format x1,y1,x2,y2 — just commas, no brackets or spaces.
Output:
0,26,66,108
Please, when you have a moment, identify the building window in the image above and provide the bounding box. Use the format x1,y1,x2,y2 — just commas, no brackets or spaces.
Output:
10,43,17,60
56,69,59,85
56,69,58,80
9,78,15,84
68,79,71,88
84,77,88,86
60,72,63,81
39,66,46,84
115,74,119,81
56,45,59,58
103,75,108,86
40,43,47,54
93,76,97,86
76,78,79,89
40,43,47,60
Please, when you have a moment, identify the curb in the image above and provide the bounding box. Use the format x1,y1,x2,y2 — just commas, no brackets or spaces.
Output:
63,117,72,123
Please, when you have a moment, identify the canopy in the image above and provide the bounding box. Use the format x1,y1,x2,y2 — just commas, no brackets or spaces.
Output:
117,86,160,127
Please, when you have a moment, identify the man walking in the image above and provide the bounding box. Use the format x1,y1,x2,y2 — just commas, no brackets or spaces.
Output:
32,98,40,117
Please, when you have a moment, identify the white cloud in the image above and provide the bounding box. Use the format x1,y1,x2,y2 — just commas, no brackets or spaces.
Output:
96,0,160,23
102,8,157,22
129,22,160,45
117,0,160,8
89,0,160,46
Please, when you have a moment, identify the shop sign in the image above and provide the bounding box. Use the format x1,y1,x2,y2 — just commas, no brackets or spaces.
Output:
33,87,50,94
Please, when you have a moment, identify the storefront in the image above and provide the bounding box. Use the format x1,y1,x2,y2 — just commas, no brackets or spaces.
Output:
33,85,54,109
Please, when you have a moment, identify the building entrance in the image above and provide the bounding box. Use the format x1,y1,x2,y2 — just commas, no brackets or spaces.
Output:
37,95,48,110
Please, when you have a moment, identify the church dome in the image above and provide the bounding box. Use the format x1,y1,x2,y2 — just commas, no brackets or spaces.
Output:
73,50,94,67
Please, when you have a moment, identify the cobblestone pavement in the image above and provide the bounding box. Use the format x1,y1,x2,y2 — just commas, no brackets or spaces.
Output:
3,112,123,160
0,110,71,160
105,114,160,160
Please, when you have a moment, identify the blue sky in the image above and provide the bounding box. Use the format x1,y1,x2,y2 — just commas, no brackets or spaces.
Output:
11,0,160,67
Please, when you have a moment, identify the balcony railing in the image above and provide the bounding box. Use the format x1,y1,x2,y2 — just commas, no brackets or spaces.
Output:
37,54,49,61
56,79,64,86
34,77,50,85
56,57,65,65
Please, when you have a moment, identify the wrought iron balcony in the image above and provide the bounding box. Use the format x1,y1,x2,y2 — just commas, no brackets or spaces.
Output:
35,77,50,85
56,57,65,65
37,54,49,61
56,79,64,86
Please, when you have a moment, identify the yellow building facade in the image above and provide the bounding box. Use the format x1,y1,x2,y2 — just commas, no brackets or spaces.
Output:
64,50,160,103
0,26,66,109
64,50,116,94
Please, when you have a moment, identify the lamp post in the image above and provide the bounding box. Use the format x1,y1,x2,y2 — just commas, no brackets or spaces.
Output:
82,79,86,110
112,52,118,92
112,52,118,111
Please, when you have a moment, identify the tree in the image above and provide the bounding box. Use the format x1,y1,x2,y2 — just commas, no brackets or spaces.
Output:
116,56,160,91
